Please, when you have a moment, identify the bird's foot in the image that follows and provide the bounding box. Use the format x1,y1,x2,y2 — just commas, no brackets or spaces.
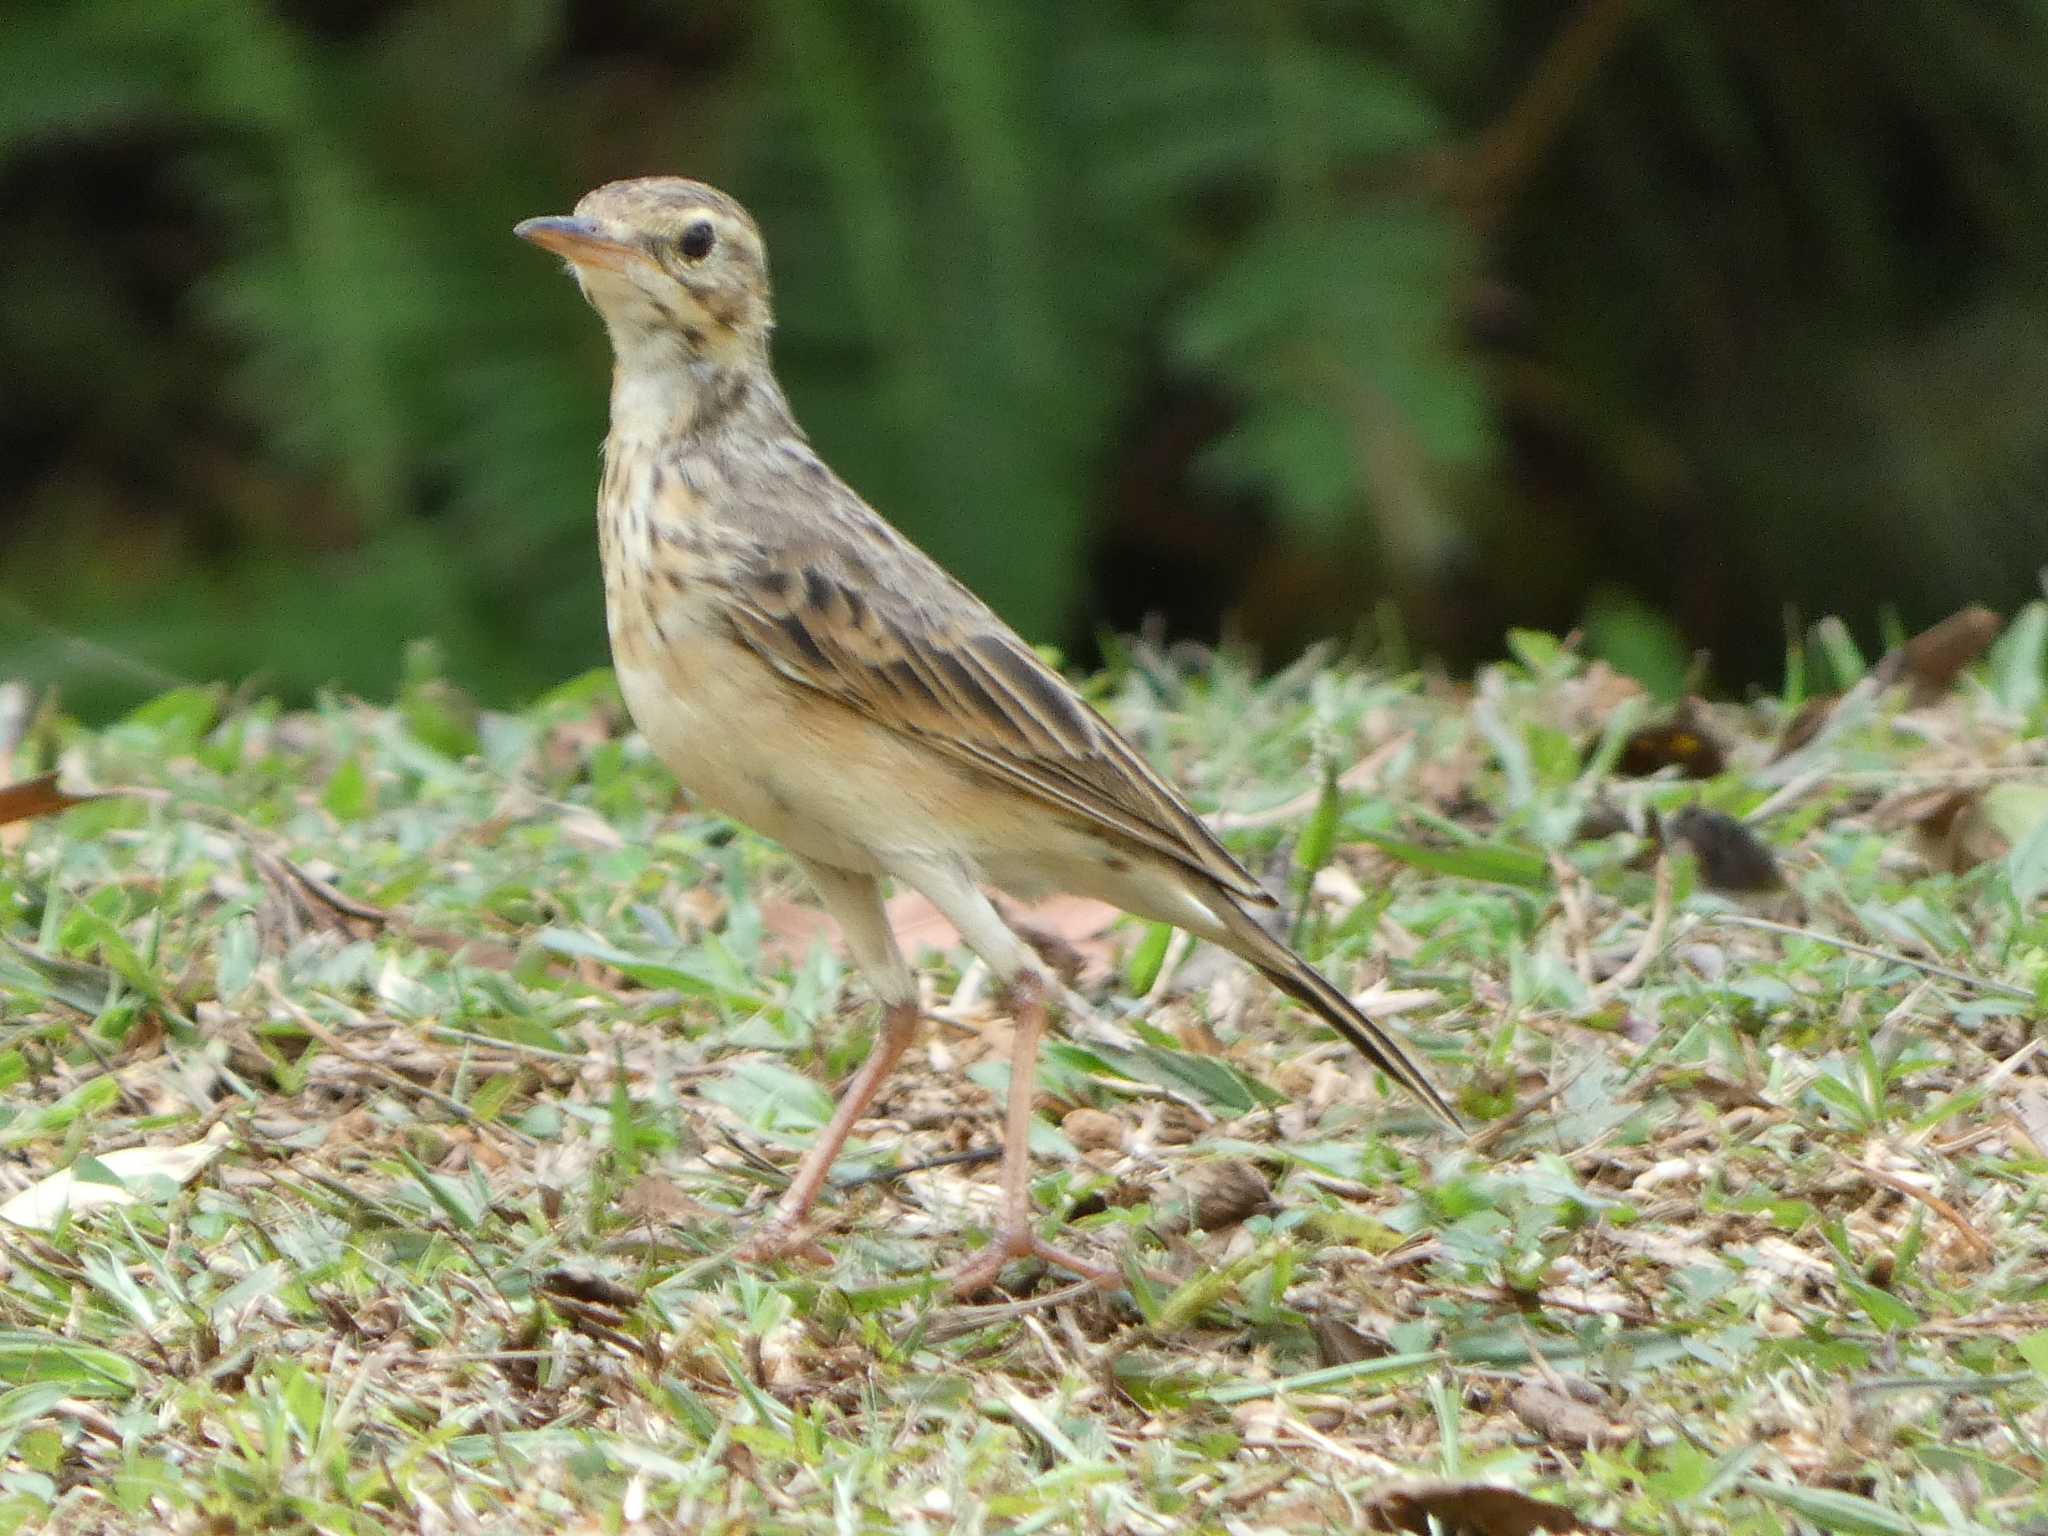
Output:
734,1219,832,1268
947,1223,1119,1297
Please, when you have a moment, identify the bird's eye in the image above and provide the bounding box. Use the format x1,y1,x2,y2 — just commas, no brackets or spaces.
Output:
678,221,716,261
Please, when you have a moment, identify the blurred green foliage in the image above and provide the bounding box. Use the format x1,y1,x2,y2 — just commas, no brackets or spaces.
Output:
4,0,2048,715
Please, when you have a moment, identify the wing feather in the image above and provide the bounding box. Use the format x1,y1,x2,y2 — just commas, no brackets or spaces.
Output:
717,520,1273,908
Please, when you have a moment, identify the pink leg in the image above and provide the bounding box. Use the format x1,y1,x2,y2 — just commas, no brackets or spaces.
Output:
948,976,1119,1296
737,1000,921,1263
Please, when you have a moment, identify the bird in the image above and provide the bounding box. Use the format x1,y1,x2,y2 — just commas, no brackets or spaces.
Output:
515,177,1460,1294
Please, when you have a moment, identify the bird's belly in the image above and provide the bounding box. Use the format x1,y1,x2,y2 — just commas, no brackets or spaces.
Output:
612,628,983,876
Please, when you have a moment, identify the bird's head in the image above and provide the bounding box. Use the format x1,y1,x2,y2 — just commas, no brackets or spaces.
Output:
516,177,772,372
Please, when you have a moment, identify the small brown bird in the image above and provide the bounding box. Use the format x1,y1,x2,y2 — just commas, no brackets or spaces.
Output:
517,177,1459,1292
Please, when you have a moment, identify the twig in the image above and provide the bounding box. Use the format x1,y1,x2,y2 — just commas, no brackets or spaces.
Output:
1465,1066,1594,1157
1744,769,1829,826
914,1280,1103,1345
1459,0,1645,229
1548,852,1595,988
1586,852,1672,1006
1703,913,2032,1001
263,981,536,1146
1840,1158,1995,1265
834,1146,1002,1189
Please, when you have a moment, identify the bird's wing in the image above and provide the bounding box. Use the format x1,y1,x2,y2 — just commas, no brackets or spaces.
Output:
714,464,1274,908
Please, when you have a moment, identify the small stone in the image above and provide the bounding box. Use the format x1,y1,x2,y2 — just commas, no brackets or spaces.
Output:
1062,1107,1124,1154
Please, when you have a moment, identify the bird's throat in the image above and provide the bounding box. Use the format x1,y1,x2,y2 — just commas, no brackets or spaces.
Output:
608,351,783,446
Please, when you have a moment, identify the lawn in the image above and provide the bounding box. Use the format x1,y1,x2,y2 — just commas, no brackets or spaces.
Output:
1,616,2045,1534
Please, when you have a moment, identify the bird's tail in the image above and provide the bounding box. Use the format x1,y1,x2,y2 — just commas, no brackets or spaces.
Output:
1215,903,1463,1132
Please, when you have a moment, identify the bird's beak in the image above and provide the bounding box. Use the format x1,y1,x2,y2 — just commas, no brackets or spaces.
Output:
514,215,643,272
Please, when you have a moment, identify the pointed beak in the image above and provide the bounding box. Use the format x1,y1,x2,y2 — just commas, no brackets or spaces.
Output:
514,215,644,272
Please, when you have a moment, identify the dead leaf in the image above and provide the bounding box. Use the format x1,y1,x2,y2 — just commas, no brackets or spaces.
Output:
0,771,110,826
1877,787,2008,875
1652,1067,1775,1112
1154,1159,1276,1234
251,848,387,949
0,1124,233,1231
1616,699,1725,779
2011,1091,2048,1158
1060,1107,1125,1155
1360,1480,1583,1534
1665,806,1782,892
1508,1381,1630,1449
1771,693,1839,761
1572,793,1631,842
1877,605,2002,703
402,927,523,971
1309,1313,1385,1367
616,1173,712,1224
540,1269,639,1311
538,697,626,779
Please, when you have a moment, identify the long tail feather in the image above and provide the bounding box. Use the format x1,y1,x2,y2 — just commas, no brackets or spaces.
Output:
1218,905,1463,1131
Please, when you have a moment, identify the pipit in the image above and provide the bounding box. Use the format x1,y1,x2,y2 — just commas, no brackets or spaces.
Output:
517,178,1460,1293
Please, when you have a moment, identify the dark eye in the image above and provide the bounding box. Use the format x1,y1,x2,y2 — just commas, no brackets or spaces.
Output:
678,220,716,261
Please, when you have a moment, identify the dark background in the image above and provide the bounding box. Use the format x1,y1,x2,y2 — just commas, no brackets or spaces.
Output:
5,0,2047,717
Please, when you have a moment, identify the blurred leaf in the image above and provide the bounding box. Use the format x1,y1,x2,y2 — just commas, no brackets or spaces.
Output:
1989,601,2048,720
321,755,370,822
0,1332,140,1397
1741,1480,1918,1536
2005,805,2048,909
700,1059,833,1136
1583,590,1691,702
538,929,761,1003
1353,831,1549,888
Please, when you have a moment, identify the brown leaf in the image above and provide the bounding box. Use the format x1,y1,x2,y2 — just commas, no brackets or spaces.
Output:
616,1174,712,1224
540,1269,639,1311
1361,1480,1584,1534
1059,1106,1125,1154
1509,1381,1630,1450
251,849,386,945
1665,806,1782,892
1877,605,2002,703
1877,787,2008,875
1771,693,1839,761
1616,699,1725,779
1309,1313,1386,1367
1652,1067,1775,1111
402,927,523,971
1154,1159,1276,1234
1571,793,1631,843
0,771,110,826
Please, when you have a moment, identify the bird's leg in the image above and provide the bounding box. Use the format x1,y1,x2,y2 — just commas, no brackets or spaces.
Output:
736,998,920,1263
948,972,1119,1296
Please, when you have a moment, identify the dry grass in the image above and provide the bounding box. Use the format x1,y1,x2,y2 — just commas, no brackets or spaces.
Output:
1,621,2046,1533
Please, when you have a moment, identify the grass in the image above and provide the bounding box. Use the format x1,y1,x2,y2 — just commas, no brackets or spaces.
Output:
1,618,2046,1533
